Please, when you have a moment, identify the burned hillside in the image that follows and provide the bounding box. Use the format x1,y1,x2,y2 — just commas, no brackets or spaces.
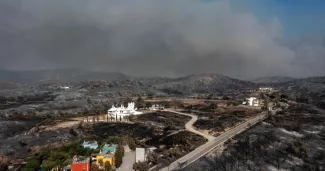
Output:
185,104,325,171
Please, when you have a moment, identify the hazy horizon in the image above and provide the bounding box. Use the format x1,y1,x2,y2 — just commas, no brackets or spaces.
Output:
1,0,325,79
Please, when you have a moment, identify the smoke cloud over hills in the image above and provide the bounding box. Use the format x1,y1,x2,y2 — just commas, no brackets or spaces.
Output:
0,0,324,79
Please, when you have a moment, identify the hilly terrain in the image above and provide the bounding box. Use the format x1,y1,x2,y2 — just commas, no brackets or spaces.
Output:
251,76,295,84
1,69,325,119
0,69,129,84
153,74,257,95
0,70,257,93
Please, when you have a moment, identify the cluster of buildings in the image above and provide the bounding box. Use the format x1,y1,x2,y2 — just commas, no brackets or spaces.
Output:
149,104,164,111
64,141,118,171
242,87,275,107
66,141,156,171
259,87,274,92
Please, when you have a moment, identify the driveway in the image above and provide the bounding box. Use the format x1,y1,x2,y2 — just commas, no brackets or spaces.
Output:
117,146,135,171
163,109,216,141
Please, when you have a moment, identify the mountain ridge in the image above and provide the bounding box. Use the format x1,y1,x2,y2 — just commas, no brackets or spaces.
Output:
251,76,296,83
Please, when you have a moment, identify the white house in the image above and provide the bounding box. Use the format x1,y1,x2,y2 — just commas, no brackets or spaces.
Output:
149,104,164,111
135,148,146,163
107,102,143,121
259,87,273,92
243,97,260,107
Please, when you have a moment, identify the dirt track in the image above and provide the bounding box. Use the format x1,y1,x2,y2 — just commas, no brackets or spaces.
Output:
163,109,215,141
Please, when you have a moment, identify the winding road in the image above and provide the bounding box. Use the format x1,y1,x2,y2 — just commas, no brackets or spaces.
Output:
119,109,270,171
164,110,216,142
158,110,268,171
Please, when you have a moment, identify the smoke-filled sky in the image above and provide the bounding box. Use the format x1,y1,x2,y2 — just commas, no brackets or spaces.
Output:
1,0,325,79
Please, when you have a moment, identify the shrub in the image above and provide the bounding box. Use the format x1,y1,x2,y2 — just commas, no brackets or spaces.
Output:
104,161,112,171
42,160,57,171
22,168,35,171
120,136,137,151
25,158,41,170
133,161,150,171
105,136,120,144
114,144,124,168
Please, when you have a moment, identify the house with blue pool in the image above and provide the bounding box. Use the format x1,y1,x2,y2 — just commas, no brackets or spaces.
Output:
102,144,117,153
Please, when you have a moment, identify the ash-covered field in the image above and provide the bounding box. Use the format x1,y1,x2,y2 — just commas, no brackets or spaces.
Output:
184,104,325,171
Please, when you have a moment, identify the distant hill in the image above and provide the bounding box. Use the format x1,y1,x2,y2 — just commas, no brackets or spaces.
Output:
0,69,129,83
0,80,21,90
251,76,295,84
273,76,325,91
152,74,257,94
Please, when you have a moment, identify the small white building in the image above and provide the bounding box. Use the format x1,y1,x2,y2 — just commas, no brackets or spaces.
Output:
108,102,143,121
268,102,275,111
259,87,273,92
149,104,164,111
244,97,260,107
60,86,70,90
135,148,146,163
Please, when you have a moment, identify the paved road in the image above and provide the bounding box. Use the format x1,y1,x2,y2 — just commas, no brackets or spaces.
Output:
164,110,215,141
117,146,135,171
159,111,267,171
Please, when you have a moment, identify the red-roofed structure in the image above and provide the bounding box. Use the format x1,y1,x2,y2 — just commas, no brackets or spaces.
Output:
71,155,91,171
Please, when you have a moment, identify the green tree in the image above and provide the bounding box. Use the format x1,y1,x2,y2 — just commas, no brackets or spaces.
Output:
104,161,112,171
120,136,137,151
128,138,137,151
106,136,121,144
63,158,73,166
25,158,41,170
114,144,124,168
48,151,70,167
133,161,149,171
42,160,57,171
22,168,35,171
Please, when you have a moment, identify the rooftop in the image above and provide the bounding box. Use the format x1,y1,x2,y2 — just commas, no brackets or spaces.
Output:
72,156,90,164
97,152,114,158
83,140,98,145
103,143,117,148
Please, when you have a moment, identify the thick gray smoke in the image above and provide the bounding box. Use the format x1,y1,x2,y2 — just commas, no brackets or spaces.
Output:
0,0,324,79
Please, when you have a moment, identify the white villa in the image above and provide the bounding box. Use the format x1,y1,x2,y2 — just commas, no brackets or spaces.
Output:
243,97,260,107
107,102,143,121
259,87,273,92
